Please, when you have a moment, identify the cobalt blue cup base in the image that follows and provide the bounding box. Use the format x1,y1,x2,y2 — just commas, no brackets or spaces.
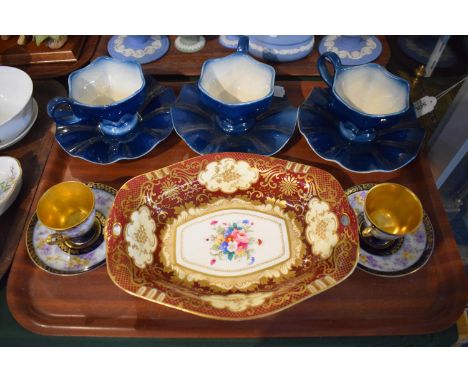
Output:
338,121,377,142
298,87,425,173
54,78,175,165
215,115,256,135
98,113,139,136
171,84,297,156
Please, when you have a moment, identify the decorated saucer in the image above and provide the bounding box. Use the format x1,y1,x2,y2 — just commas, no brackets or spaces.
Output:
298,87,425,173
345,183,434,277
107,35,170,64
54,78,175,165
27,182,116,275
319,36,382,65
0,98,38,151
170,84,297,156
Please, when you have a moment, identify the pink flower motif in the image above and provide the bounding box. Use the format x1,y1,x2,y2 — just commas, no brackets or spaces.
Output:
233,230,249,244
210,220,218,225
237,242,248,251
210,259,216,265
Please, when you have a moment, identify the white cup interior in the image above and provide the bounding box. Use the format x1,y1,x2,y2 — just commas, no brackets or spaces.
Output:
200,55,274,104
70,59,144,106
335,66,408,115
0,67,33,125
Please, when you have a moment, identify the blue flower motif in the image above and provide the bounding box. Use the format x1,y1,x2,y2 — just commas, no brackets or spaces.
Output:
220,241,229,252
248,257,255,265
242,219,249,224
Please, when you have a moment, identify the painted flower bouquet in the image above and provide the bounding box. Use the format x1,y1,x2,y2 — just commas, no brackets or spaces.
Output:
208,220,260,265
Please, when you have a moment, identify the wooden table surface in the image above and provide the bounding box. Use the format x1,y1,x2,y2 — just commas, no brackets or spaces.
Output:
5,80,467,338
92,35,391,77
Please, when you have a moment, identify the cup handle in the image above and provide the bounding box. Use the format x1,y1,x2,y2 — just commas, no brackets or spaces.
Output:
236,36,249,54
46,233,65,245
361,226,375,238
47,97,85,125
317,52,343,88
98,113,139,136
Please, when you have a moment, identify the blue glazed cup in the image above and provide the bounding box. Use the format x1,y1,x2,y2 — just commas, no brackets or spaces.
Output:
198,36,275,134
47,56,146,136
317,52,410,142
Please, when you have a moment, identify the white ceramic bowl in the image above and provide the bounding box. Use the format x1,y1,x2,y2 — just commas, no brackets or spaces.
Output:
0,66,34,143
0,156,22,216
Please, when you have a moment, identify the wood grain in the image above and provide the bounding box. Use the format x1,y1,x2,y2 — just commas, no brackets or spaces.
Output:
6,81,467,338
92,36,391,77
0,36,85,65
10,36,100,80
0,81,66,280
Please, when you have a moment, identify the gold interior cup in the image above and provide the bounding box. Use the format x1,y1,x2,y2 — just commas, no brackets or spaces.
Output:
364,183,423,237
37,181,95,231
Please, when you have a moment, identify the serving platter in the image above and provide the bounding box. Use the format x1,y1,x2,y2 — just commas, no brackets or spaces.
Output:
106,152,359,320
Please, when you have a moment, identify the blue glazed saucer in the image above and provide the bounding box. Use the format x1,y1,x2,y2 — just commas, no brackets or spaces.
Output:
319,36,382,66
107,36,170,64
298,87,425,173
170,84,297,156
55,78,175,165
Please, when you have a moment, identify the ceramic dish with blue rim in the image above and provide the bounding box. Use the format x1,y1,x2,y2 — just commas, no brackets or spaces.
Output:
54,77,175,165
170,84,297,156
219,35,315,62
107,35,170,64
318,36,382,66
298,87,425,173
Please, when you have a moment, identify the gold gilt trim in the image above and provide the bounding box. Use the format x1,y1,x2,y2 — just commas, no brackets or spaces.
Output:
344,183,376,197
106,153,360,320
200,292,274,312
159,196,305,292
106,263,355,320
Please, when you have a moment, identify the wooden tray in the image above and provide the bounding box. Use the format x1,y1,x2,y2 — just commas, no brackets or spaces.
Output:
6,81,467,338
0,80,66,280
92,36,391,77
0,36,85,65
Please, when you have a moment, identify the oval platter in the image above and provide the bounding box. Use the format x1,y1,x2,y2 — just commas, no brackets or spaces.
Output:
106,153,359,320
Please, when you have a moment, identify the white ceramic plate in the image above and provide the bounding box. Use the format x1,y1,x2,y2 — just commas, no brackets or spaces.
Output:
0,98,38,151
